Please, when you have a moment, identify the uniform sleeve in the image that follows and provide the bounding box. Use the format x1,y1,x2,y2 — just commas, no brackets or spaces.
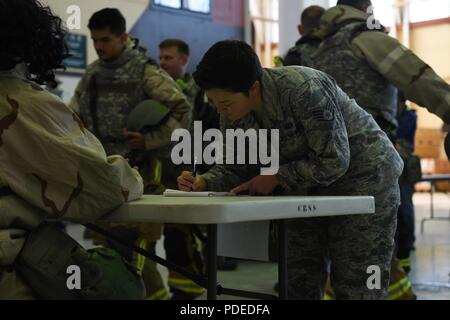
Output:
0,88,143,223
142,64,193,150
68,74,87,114
201,165,247,192
276,78,351,191
200,117,259,192
352,31,450,124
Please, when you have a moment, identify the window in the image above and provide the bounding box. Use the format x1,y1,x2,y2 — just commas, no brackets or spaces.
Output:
409,0,450,23
185,0,210,13
154,0,211,14
251,0,279,67
154,0,181,9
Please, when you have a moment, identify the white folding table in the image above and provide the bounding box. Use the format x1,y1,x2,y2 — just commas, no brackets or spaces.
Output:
98,195,375,300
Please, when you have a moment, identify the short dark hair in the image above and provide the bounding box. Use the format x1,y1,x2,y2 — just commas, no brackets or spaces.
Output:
159,39,190,56
0,0,69,86
337,0,372,10
193,40,263,94
88,8,126,36
301,6,325,33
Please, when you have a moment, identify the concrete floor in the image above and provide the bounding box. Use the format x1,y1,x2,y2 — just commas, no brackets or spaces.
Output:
68,192,450,300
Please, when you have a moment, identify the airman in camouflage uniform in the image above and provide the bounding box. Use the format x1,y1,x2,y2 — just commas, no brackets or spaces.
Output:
180,40,404,299
70,10,191,300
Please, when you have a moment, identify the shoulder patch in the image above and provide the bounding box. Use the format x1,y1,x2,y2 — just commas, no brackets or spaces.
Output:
311,101,334,122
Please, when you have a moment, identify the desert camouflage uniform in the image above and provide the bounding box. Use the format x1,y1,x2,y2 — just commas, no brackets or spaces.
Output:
0,64,143,299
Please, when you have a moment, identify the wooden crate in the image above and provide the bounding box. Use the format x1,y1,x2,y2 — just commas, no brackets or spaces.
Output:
415,128,445,159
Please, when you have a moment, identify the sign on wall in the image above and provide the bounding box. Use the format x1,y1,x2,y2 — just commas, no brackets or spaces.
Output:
64,33,87,69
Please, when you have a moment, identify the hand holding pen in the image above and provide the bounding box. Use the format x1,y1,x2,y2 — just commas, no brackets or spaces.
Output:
192,156,198,178
177,157,207,192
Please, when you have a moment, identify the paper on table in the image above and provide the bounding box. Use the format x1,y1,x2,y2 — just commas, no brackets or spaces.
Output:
163,189,236,197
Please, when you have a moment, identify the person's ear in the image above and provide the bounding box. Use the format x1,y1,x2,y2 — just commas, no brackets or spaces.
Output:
181,54,189,67
249,81,260,98
298,24,304,36
119,32,128,44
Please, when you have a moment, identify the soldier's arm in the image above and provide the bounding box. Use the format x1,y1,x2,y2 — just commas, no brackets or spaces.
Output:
352,31,450,124
68,74,87,114
276,79,351,191
142,64,192,150
200,117,259,192
201,165,247,192
0,92,143,223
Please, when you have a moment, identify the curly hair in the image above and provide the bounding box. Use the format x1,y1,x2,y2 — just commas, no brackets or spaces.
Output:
0,0,69,87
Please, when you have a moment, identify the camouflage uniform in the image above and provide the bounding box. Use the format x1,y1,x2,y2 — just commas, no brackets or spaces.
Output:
163,74,219,299
70,38,192,300
202,67,403,299
312,5,450,127
0,64,143,299
309,4,450,299
310,9,398,140
283,32,322,67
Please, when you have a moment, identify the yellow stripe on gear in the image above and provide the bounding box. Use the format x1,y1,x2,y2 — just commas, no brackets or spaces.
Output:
147,288,171,300
136,239,148,276
400,258,411,269
168,277,206,295
152,159,162,185
388,276,413,300
136,238,171,300
324,293,335,300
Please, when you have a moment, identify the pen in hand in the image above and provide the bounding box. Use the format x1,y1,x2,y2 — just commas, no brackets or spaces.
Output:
191,157,198,191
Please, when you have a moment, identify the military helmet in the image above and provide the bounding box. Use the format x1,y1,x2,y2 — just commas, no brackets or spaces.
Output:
126,99,170,132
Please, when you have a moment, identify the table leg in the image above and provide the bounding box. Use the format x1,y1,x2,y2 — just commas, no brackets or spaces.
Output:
207,224,218,300
278,220,288,300
421,182,436,234
430,182,435,219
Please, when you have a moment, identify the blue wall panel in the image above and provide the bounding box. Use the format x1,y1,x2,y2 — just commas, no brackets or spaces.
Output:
130,2,244,74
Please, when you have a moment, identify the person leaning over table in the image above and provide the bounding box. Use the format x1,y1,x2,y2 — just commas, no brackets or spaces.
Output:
177,40,404,300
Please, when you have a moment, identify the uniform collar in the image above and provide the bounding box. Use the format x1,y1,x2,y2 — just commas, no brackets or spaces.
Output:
295,29,324,45
259,68,284,121
319,5,370,37
0,63,28,80
176,73,194,92
98,37,144,69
